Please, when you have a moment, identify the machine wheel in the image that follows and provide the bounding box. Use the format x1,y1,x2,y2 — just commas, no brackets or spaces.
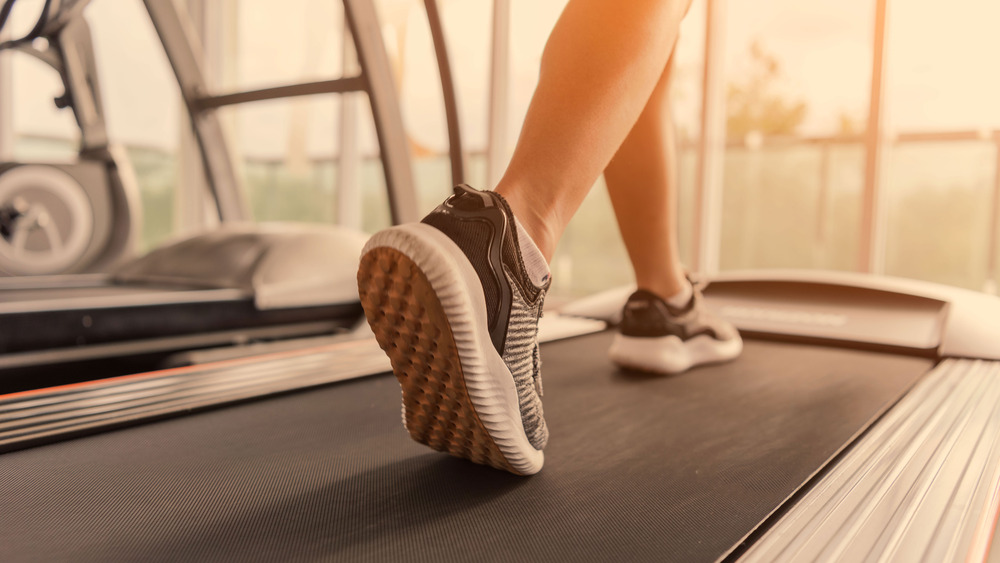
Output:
0,164,96,275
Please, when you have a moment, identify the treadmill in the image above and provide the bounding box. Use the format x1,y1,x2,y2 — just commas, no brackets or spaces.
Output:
2,2,1000,561
0,223,369,376
2,271,1000,562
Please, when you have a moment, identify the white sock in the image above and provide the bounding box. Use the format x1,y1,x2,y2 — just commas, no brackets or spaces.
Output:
666,281,693,309
512,215,551,287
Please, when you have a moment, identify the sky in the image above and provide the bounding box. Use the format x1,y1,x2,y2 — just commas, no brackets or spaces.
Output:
5,0,1000,157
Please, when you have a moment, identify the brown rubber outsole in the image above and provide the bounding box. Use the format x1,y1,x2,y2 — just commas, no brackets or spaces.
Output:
357,246,517,473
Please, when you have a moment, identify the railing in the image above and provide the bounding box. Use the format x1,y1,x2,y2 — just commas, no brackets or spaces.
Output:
11,129,1000,296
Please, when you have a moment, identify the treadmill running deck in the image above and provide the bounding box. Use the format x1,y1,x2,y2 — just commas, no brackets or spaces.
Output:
0,332,932,562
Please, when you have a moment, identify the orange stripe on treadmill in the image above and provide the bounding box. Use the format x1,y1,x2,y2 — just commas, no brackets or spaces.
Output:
0,339,373,401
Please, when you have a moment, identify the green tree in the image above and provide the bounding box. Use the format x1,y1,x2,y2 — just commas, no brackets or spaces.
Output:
726,41,807,138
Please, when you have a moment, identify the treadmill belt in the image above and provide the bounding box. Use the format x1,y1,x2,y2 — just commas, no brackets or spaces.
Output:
0,332,932,562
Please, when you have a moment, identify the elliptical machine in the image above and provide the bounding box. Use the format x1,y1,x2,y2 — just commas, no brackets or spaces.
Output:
0,0,141,276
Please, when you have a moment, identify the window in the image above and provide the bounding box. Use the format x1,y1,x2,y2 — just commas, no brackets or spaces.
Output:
882,0,1000,291
718,0,874,272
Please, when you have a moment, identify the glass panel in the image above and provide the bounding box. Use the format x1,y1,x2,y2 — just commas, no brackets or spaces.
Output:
87,0,183,252
218,0,471,230
882,0,1000,292
720,142,864,270
719,0,873,272
225,0,347,93
374,0,466,214
886,0,1000,132
216,94,392,234
9,52,79,161
884,141,997,291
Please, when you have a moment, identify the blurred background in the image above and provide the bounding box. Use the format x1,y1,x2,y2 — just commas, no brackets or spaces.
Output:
3,0,998,302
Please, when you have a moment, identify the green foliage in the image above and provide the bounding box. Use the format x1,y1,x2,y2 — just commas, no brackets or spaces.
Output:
719,145,863,272
126,147,176,253
726,41,808,138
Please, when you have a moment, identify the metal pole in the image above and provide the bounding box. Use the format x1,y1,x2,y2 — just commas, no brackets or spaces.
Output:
143,0,249,222
815,141,831,267
176,0,212,232
343,0,418,225
0,37,11,160
692,0,726,274
424,0,464,186
860,0,890,274
486,0,510,188
337,17,361,230
985,133,1000,295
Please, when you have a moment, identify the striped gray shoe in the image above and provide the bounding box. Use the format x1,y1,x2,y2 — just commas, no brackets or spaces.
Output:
357,184,549,475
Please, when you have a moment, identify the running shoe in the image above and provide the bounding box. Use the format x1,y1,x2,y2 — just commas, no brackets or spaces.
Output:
608,281,742,374
357,184,549,475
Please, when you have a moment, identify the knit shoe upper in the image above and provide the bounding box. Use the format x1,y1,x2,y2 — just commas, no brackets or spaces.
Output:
421,184,550,450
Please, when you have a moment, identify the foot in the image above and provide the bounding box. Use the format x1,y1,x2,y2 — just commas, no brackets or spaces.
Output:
357,184,550,475
608,282,742,374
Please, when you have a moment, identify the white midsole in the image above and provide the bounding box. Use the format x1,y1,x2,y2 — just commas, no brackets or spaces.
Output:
363,223,544,475
608,332,743,375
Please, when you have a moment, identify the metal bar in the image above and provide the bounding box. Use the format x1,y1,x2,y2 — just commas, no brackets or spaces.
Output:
196,76,367,110
692,0,726,274
9,43,62,69
860,0,890,273
816,141,830,257
985,135,1000,295
486,0,510,188
342,0,418,225
0,28,11,160
424,0,464,185
0,337,389,452
724,134,865,148
896,130,996,143
716,130,999,150
40,0,91,35
142,0,248,222
56,18,109,151
176,0,209,234
337,17,361,229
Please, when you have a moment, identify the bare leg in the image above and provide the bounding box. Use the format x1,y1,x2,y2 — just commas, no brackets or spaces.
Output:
604,53,687,301
494,0,692,261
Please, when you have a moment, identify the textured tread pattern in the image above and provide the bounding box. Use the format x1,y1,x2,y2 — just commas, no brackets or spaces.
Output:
358,246,516,473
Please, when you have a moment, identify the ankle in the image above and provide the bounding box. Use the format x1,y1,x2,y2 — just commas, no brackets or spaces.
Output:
495,187,558,262
637,273,690,307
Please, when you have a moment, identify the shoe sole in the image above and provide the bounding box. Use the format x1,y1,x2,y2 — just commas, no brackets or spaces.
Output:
609,333,743,374
357,223,544,475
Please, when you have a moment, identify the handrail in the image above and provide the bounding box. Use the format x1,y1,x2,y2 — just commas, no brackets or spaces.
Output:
423,0,464,186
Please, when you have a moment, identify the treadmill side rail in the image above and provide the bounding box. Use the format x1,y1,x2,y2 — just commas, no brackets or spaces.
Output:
737,358,1000,563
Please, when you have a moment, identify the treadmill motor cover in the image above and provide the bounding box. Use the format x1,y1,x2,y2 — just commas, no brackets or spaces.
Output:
112,223,368,309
